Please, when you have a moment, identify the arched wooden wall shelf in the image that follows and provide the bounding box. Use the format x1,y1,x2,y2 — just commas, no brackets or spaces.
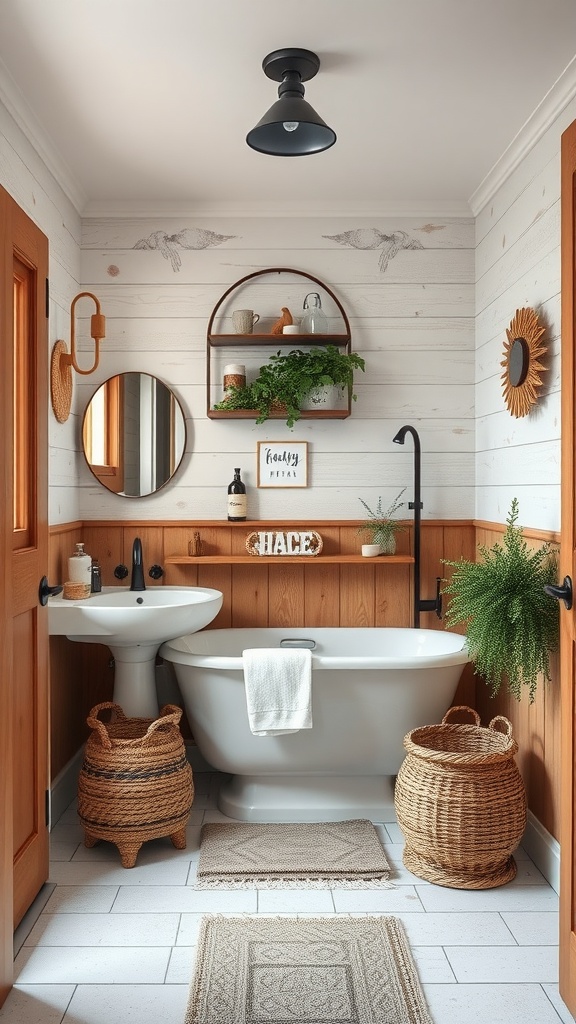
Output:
206,267,353,420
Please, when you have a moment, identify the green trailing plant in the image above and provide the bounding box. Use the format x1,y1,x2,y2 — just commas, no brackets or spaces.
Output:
214,345,365,428
442,498,559,702
357,489,406,552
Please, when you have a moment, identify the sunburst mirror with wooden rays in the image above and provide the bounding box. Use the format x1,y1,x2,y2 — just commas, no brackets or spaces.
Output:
501,307,547,418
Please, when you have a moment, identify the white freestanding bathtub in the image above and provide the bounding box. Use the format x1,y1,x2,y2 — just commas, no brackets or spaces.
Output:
159,627,470,822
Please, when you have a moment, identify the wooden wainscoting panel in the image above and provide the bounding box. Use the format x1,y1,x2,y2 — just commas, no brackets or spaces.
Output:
375,565,411,626
303,528,341,626
198,565,232,628
163,527,199,586
48,523,82,585
269,565,305,626
81,525,123,588
231,565,269,627
339,525,362,556
544,650,562,842
339,565,375,626
419,524,444,631
304,565,340,626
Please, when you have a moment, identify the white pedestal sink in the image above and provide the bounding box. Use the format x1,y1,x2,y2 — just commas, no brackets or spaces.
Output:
48,586,223,717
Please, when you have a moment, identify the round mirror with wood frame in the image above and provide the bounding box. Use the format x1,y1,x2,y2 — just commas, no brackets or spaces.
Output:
501,307,547,418
82,372,187,497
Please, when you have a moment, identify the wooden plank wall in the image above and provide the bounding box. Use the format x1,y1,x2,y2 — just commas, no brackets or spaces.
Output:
49,518,476,779
63,215,476,524
473,95,576,532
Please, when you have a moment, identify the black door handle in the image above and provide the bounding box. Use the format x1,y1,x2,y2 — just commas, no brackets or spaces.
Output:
39,575,64,607
544,575,573,610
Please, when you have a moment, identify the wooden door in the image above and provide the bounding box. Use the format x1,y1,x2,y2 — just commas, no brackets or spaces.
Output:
560,119,576,1017
0,187,49,1004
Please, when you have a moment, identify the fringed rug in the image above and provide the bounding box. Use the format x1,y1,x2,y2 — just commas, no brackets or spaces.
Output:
185,915,432,1024
196,819,392,888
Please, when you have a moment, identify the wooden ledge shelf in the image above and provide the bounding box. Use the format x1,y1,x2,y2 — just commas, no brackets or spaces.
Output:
208,408,350,420
208,333,350,347
165,554,414,565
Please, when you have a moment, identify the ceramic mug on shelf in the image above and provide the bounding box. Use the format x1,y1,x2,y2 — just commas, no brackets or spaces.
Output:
232,309,260,334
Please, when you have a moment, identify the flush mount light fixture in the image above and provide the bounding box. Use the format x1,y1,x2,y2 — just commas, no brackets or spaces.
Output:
50,291,106,423
246,48,336,156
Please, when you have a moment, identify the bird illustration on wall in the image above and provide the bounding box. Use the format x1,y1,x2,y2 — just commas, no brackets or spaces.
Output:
133,227,236,272
323,228,423,272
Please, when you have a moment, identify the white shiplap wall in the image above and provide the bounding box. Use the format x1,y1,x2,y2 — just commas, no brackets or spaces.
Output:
475,95,576,533
74,216,475,521
0,99,82,525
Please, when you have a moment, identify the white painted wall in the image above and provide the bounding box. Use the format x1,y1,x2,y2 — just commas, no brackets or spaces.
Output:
3,78,573,533
75,216,475,521
475,95,576,533
0,101,82,525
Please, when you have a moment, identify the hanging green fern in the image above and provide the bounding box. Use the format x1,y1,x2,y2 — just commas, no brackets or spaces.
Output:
443,499,559,702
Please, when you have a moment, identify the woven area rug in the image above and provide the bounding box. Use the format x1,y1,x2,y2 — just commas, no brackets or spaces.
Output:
196,819,392,888
185,915,432,1024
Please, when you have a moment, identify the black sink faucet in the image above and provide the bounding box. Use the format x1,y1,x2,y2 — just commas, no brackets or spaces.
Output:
130,537,146,591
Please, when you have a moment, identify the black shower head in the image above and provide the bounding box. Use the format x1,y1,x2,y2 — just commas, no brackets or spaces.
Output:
393,424,420,446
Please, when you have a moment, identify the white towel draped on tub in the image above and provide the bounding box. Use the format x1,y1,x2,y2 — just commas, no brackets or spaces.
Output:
243,647,313,736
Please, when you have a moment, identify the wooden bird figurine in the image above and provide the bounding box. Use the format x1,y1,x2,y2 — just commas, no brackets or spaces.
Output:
271,307,293,335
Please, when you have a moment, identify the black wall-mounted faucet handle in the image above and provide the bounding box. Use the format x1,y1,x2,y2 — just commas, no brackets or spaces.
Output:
544,576,573,610
114,564,128,580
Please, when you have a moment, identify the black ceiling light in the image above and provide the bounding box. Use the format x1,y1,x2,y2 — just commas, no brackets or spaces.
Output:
246,48,336,157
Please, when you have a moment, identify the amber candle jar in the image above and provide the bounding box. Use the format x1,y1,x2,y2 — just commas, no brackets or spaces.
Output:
223,363,246,393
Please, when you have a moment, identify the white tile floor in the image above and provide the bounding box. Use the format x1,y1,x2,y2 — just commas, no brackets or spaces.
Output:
1,772,575,1024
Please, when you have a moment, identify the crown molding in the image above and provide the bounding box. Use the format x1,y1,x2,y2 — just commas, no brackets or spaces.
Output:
469,55,576,216
0,57,86,214
81,197,473,220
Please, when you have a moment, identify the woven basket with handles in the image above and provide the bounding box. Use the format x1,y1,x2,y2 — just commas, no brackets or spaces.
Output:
394,705,527,889
78,702,193,868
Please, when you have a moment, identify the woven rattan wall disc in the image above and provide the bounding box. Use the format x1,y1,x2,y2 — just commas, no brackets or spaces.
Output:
51,340,73,422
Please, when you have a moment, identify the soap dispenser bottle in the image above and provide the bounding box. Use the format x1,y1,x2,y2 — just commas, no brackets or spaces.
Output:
68,542,92,585
301,292,328,334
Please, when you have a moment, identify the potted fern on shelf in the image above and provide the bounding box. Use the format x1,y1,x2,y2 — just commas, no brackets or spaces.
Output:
357,489,406,555
442,498,559,702
214,345,365,428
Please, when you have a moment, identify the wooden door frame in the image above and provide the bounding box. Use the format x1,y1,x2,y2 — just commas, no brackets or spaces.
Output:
0,187,49,1006
0,184,14,1010
560,118,576,1016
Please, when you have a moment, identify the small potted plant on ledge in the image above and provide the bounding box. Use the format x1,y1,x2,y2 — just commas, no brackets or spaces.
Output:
442,498,559,702
214,345,365,428
357,489,406,556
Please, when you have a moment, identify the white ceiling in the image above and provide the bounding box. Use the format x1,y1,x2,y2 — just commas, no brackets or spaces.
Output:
1,0,576,216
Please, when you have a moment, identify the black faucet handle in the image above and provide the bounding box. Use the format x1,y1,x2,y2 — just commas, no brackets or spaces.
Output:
149,564,164,580
435,576,443,619
114,564,129,580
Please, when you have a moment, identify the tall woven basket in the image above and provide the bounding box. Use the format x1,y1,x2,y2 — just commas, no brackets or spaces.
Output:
394,705,527,889
78,702,193,868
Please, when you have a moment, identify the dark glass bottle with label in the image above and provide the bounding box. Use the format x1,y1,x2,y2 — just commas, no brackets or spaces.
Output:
227,468,247,521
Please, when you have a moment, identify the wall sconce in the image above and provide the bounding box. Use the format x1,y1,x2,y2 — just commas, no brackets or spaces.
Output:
246,48,336,156
50,291,106,423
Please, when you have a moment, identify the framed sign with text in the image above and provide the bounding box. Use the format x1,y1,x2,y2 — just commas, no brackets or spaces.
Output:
257,441,308,488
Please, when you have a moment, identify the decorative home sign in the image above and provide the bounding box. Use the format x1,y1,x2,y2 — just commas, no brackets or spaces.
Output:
246,530,323,556
257,441,308,488
501,307,547,418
